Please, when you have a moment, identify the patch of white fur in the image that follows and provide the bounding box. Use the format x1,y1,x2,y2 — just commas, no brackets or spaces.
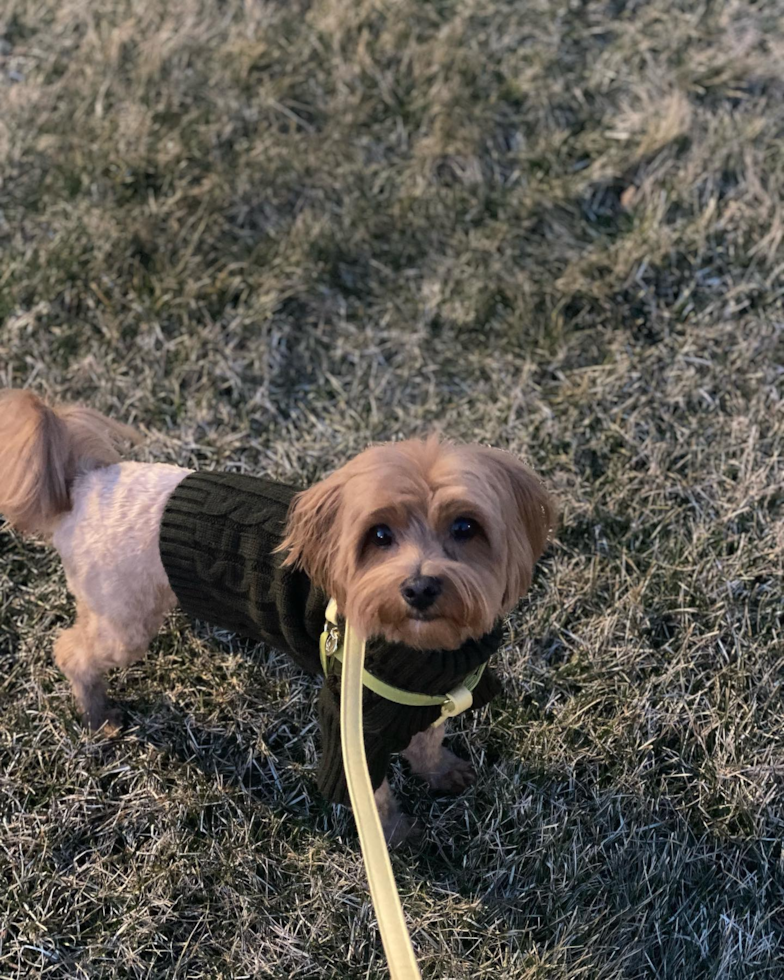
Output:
51,462,191,683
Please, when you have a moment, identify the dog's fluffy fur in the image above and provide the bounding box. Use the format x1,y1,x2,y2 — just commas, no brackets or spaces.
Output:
280,438,552,651
0,390,554,838
0,389,141,535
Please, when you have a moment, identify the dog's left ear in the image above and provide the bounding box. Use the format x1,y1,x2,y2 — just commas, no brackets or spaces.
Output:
474,446,556,606
277,468,347,600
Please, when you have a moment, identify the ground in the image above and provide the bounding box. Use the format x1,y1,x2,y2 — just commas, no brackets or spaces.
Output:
0,1,783,977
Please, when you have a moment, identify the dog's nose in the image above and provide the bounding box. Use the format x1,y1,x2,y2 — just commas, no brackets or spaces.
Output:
400,575,442,611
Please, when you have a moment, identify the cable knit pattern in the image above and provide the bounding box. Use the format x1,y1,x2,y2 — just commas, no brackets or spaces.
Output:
159,472,327,675
159,471,503,804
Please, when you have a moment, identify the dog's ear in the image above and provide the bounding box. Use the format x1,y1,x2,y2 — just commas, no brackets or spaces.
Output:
475,446,555,606
277,469,347,598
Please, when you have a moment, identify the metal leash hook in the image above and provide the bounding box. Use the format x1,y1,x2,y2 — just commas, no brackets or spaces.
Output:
431,682,474,728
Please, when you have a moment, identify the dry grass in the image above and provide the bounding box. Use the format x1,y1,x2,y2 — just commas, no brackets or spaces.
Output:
1,0,783,976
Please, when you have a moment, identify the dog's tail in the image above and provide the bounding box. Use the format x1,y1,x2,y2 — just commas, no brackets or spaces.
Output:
0,389,141,535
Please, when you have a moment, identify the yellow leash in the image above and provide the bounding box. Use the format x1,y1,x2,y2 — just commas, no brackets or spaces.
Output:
340,617,423,980
328,597,484,978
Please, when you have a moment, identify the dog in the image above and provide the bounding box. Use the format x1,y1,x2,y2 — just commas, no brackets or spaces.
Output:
0,389,554,841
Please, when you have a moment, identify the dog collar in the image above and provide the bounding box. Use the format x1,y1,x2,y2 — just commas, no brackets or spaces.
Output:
319,598,485,728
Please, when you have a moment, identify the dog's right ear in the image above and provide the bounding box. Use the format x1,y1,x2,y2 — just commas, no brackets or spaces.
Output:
277,469,347,598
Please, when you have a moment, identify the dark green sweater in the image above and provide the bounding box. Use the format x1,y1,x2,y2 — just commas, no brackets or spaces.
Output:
159,471,502,804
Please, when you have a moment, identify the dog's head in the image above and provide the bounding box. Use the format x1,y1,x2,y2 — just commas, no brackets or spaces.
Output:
279,438,555,650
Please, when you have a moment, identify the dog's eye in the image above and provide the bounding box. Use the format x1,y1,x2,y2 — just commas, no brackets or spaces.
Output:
450,516,478,542
369,524,395,548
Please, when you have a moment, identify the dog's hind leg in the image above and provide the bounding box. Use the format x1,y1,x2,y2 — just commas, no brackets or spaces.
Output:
54,606,124,731
54,617,119,732
47,460,188,732
53,599,165,732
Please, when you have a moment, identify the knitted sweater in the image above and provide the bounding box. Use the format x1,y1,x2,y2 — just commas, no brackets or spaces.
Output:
158,471,503,804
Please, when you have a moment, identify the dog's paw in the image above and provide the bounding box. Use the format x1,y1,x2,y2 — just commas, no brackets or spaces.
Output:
374,779,421,846
425,750,476,794
84,705,124,735
382,811,422,848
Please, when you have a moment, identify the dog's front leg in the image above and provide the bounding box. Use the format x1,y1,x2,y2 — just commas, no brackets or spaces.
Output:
373,779,418,846
402,724,476,794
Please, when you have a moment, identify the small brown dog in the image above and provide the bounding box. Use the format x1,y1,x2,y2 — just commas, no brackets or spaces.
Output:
0,389,553,840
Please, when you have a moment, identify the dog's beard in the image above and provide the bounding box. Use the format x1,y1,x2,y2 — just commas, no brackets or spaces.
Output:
343,562,500,651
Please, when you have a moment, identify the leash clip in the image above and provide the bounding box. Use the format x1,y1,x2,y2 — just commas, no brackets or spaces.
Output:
319,599,340,677
320,598,342,676
324,626,340,656
431,683,474,728
320,624,341,676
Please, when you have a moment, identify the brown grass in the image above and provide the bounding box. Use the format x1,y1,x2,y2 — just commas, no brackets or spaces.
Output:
1,0,783,977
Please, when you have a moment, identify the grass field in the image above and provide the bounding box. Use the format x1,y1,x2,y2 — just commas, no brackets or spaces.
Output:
1,0,783,977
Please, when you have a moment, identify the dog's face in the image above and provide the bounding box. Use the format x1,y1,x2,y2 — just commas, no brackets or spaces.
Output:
280,438,554,650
